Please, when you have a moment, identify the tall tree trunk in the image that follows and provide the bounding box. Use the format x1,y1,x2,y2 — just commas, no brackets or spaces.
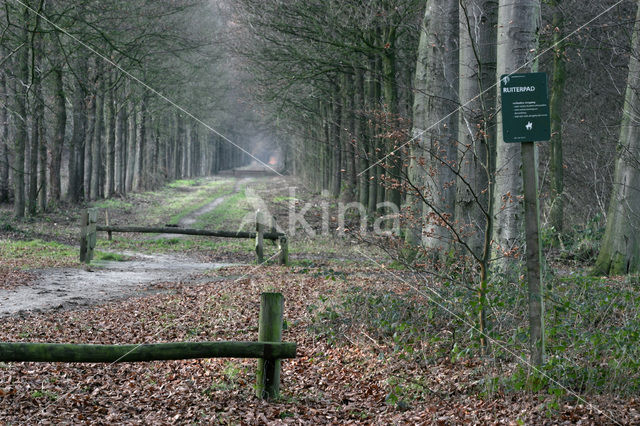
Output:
91,82,104,201
355,66,369,208
406,9,431,245
344,73,357,202
106,74,116,197
84,97,95,200
381,27,402,210
29,57,43,215
548,0,566,237
115,101,126,196
491,0,541,275
13,6,30,218
126,101,137,193
331,83,342,198
456,0,498,258
366,64,379,213
413,0,460,250
136,98,147,190
0,63,9,203
68,59,87,203
49,64,66,204
593,2,640,276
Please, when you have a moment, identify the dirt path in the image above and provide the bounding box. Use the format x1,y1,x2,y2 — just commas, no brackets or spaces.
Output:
0,180,256,318
154,178,250,238
0,253,231,318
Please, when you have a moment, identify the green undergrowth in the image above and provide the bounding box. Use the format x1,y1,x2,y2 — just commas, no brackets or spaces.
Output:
159,180,235,226
94,251,130,262
195,189,252,230
308,271,640,397
0,239,134,268
96,235,254,255
91,178,235,227
0,239,80,268
91,199,134,211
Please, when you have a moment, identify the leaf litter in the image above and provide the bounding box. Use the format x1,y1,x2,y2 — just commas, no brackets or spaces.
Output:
0,263,638,424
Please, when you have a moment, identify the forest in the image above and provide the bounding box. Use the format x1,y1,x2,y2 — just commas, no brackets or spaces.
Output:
1,0,640,423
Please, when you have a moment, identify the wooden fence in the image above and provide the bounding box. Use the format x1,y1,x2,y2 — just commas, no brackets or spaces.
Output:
0,293,294,399
79,208,288,265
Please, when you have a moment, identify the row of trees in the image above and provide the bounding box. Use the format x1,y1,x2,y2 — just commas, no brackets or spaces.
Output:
0,0,254,218
229,0,640,275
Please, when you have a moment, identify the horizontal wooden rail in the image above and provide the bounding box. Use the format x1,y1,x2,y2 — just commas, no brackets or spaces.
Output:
95,225,284,241
0,341,296,363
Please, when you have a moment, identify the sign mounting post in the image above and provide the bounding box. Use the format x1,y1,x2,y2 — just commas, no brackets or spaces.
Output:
500,72,550,366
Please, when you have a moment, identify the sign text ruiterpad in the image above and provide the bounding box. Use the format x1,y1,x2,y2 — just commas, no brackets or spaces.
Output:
500,72,551,143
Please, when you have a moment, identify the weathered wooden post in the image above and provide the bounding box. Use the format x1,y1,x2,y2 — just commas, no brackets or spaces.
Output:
256,292,284,399
278,236,288,266
255,210,264,263
105,209,112,241
79,210,89,263
80,208,98,264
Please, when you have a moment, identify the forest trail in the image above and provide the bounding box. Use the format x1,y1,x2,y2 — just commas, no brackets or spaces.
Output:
0,253,229,318
153,177,250,239
0,179,253,318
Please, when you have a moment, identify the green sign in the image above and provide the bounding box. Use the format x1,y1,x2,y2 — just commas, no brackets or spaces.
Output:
500,72,550,143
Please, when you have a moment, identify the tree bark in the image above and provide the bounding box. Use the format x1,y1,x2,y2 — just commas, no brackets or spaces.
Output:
412,0,460,250
490,0,541,275
331,83,342,198
0,63,9,203
68,59,88,203
136,98,147,190
13,5,30,218
115,99,126,196
28,34,43,215
355,66,369,208
90,80,104,201
381,27,402,210
594,2,640,276
126,101,137,193
548,0,566,236
49,64,66,204
456,0,498,258
106,73,116,197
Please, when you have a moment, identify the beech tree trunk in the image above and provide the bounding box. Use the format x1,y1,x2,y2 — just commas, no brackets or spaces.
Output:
13,6,30,218
90,81,104,201
331,84,342,198
594,2,640,276
381,27,402,210
456,0,498,258
115,100,126,196
0,63,9,203
49,64,66,204
136,98,147,190
106,74,116,197
410,0,459,250
126,101,137,193
68,59,87,203
490,0,541,275
548,0,566,236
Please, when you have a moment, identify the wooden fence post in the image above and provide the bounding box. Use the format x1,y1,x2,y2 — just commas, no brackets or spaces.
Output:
80,208,98,264
87,208,98,263
255,210,264,263
278,236,288,266
105,209,112,241
79,209,89,263
256,292,284,399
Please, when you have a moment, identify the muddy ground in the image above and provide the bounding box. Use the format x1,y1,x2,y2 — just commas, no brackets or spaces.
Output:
0,253,230,318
